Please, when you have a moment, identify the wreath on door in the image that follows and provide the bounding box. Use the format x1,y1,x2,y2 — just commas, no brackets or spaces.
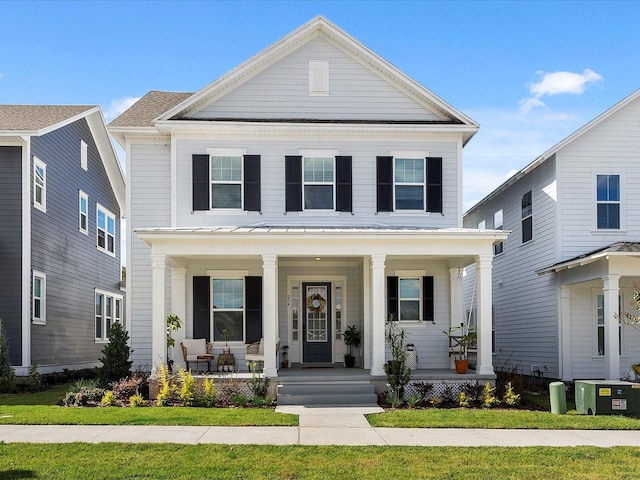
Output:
306,293,326,313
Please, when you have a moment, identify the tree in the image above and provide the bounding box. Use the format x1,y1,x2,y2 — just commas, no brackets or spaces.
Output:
0,319,16,393
99,322,133,386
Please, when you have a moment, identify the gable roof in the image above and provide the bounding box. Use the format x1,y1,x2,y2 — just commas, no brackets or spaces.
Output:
465,88,640,216
108,91,193,128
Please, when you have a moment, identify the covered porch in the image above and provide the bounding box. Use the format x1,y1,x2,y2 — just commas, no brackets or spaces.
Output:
138,226,506,379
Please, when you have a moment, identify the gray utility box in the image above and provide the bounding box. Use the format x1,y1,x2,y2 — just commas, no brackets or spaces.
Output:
575,380,640,416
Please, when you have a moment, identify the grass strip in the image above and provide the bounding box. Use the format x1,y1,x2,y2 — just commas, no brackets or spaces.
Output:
1,444,640,479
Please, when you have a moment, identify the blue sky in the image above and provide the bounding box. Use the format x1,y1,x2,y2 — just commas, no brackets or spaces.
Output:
2,0,639,209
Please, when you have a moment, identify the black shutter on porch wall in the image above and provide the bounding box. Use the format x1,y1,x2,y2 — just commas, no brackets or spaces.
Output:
423,276,434,323
426,157,443,213
387,276,398,321
336,156,352,212
193,276,211,342
192,154,210,211
245,276,263,344
377,156,393,212
285,155,302,212
244,155,261,212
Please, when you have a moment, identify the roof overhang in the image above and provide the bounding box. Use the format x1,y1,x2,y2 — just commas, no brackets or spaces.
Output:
537,243,640,275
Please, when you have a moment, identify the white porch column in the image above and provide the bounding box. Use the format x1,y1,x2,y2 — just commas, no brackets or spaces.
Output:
363,256,371,369
449,268,464,328
151,254,167,373
171,267,187,368
475,254,494,375
559,285,573,381
603,274,621,380
262,254,278,377
370,254,386,376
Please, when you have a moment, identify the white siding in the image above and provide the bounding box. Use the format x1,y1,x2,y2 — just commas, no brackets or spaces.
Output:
192,38,444,122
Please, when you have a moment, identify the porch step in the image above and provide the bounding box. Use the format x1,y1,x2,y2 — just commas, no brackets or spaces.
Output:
276,381,378,406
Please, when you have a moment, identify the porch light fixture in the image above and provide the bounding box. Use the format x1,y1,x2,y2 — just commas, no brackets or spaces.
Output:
315,257,321,261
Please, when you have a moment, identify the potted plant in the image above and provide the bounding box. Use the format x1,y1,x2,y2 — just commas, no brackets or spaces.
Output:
443,323,477,374
342,325,361,368
281,345,289,368
221,328,230,354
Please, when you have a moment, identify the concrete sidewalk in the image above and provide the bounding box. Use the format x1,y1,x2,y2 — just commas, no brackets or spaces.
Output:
0,406,638,447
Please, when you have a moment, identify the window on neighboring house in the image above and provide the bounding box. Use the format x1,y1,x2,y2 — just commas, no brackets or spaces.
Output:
521,190,533,243
32,271,46,324
95,290,123,341
211,155,242,209
34,158,46,211
212,278,244,342
596,174,620,229
596,294,622,356
387,275,434,322
81,140,88,171
79,191,88,234
303,156,334,210
96,204,116,256
478,219,486,229
493,209,504,255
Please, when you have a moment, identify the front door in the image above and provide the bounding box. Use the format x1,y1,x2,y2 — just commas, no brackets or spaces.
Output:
302,282,332,363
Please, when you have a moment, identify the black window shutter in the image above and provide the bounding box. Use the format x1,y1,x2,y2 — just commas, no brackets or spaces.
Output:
387,276,398,321
245,276,263,344
285,155,302,212
426,157,442,213
244,155,261,212
193,276,211,342
336,156,352,212
377,156,393,212
192,154,210,211
422,276,434,322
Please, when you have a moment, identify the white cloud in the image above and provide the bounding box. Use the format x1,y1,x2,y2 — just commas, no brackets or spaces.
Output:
519,69,602,113
104,96,140,122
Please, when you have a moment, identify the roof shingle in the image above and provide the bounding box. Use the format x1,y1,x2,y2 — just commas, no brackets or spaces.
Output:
0,105,95,132
109,91,193,128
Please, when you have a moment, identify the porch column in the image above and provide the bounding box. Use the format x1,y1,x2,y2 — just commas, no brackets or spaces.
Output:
449,268,464,327
475,254,494,375
363,256,371,369
171,267,187,368
370,254,386,376
559,285,572,381
262,254,278,377
603,274,621,380
150,254,167,373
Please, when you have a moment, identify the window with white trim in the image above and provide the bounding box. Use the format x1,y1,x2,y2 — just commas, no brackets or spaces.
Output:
34,157,46,211
96,204,116,256
394,157,424,210
79,191,88,234
478,219,486,229
493,209,504,255
212,278,244,342
521,190,533,243
210,155,243,209
95,290,123,341
399,278,421,321
32,271,46,324
596,294,622,356
81,140,88,171
303,156,334,210
596,174,620,229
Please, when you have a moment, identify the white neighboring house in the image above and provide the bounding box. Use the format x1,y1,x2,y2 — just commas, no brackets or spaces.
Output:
109,16,505,378
463,89,640,382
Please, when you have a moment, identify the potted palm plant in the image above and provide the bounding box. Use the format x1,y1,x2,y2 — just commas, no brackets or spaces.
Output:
342,325,361,368
443,323,477,374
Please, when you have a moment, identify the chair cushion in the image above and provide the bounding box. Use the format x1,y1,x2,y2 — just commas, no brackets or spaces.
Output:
182,338,207,355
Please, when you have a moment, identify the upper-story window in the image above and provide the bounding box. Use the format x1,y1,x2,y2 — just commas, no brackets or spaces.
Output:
97,204,116,256
493,209,504,255
376,156,442,213
478,219,486,229
303,156,334,210
395,158,424,210
211,155,242,209
596,174,620,229
81,140,88,171
521,190,533,243
34,157,46,212
79,191,89,235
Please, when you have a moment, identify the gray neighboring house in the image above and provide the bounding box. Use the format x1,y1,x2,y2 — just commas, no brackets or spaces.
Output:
463,89,640,382
0,105,125,375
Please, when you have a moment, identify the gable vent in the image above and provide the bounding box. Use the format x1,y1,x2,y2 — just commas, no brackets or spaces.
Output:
309,60,329,95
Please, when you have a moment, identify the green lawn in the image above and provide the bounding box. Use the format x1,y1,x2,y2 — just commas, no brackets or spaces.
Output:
1,444,640,479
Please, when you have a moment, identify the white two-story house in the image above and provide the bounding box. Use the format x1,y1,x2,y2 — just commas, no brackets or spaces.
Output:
464,89,640,382
110,16,505,378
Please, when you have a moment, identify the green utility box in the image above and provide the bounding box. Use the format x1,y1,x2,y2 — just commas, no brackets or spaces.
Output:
575,380,640,416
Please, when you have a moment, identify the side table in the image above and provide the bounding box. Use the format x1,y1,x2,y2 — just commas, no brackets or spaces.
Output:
196,354,214,373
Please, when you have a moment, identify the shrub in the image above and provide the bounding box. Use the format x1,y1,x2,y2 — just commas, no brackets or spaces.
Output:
199,377,216,408
178,369,195,406
230,393,248,406
129,392,144,407
24,364,43,393
481,382,500,408
0,319,16,393
502,381,521,407
110,374,145,402
99,323,132,386
101,390,116,406
155,364,176,406
411,381,433,405
383,319,411,401
248,361,270,400
63,379,105,407
457,391,471,407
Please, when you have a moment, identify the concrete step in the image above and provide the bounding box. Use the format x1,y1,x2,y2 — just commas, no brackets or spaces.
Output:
277,382,378,406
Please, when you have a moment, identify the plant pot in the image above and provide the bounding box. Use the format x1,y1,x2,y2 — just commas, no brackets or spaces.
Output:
344,355,355,368
281,360,289,369
455,359,469,374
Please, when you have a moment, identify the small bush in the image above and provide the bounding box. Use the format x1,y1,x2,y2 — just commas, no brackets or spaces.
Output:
110,374,145,402
198,378,216,408
98,323,132,387
248,361,270,399
101,390,115,406
155,364,176,406
502,381,521,407
178,369,195,406
406,395,421,409
129,392,144,407
411,381,433,405
457,391,471,407
24,364,43,393
63,380,105,407
230,393,248,407
481,382,500,408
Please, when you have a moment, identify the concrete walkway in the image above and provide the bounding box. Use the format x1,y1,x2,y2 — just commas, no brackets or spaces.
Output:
0,406,639,447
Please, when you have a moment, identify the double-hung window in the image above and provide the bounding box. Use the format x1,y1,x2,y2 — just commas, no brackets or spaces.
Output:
493,209,504,255
32,271,46,325
34,158,46,211
596,174,620,229
303,156,334,210
596,294,622,356
387,275,434,323
394,158,424,210
212,278,244,342
211,155,242,209
97,204,116,256
79,191,88,234
95,290,123,341
398,278,421,321
521,190,533,243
